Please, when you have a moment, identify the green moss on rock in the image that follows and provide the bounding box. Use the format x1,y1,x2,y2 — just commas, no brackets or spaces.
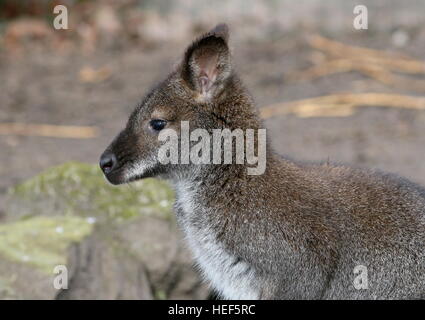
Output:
0,216,93,274
2,162,175,274
6,162,175,223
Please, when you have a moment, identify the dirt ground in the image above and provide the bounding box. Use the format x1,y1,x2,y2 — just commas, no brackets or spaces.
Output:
1,24,425,213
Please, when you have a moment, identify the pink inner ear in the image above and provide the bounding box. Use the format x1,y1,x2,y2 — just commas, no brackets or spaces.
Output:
196,49,218,94
199,75,210,94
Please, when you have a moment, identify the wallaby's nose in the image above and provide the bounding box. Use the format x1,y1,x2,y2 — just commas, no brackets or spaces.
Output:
100,152,117,174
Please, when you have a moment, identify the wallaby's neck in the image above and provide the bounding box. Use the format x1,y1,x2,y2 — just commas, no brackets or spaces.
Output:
170,74,303,204
170,143,302,209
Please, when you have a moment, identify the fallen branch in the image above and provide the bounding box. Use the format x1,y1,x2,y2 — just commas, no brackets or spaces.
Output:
307,35,425,74
294,35,425,91
308,35,411,61
260,93,425,119
0,123,99,139
287,59,395,83
287,58,425,92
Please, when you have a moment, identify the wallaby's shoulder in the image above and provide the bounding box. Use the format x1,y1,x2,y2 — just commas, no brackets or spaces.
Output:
293,157,425,195
261,156,425,231
294,160,425,239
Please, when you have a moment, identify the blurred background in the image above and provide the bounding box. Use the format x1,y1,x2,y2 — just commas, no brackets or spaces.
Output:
0,0,424,299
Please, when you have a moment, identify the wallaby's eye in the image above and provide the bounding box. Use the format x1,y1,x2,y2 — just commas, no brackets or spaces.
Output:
149,119,167,131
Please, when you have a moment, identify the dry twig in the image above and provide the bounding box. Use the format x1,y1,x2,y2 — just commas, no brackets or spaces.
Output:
0,123,99,139
260,93,425,119
288,35,425,92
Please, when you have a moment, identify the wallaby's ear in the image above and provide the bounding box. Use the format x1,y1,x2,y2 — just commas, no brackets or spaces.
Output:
181,23,231,101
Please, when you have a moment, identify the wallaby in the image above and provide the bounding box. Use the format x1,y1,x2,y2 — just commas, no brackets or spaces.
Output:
100,24,425,299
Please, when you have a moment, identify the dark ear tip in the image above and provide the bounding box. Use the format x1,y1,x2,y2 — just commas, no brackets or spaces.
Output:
208,23,229,42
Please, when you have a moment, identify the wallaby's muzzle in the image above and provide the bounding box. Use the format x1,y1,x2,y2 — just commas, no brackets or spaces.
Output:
100,125,159,185
99,150,121,185
99,151,117,175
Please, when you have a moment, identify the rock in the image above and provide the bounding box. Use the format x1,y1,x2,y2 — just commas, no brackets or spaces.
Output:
0,216,93,274
94,6,122,35
93,5,123,48
56,231,154,300
0,216,93,299
4,162,174,224
391,29,410,48
0,162,208,300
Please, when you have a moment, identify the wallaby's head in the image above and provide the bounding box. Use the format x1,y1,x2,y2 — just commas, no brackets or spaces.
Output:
100,24,259,185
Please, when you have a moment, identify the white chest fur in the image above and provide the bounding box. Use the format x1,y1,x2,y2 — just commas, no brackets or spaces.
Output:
174,181,260,300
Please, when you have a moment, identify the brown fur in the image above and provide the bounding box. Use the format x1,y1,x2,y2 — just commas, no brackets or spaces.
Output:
101,24,425,299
